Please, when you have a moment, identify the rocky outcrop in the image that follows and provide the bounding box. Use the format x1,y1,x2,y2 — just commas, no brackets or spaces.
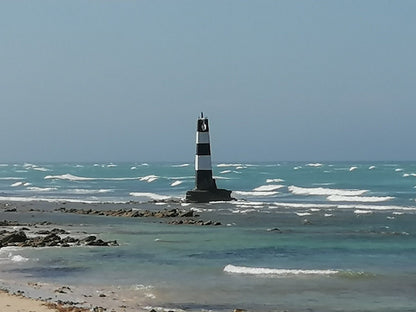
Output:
57,207,222,226
0,228,118,249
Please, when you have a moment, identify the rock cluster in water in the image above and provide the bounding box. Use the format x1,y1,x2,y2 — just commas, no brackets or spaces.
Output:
0,220,118,248
57,207,222,226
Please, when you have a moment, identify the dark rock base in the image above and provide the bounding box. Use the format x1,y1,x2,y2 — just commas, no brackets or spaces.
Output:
185,188,234,203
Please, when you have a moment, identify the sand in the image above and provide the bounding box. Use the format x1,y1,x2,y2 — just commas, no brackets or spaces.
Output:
0,290,57,312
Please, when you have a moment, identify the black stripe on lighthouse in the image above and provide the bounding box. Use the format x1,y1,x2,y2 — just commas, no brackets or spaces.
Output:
195,113,216,190
196,143,210,155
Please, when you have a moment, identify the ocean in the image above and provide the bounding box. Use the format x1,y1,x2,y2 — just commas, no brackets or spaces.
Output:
0,161,415,311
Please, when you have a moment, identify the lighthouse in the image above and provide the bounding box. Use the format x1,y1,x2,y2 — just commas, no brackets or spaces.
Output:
186,113,233,203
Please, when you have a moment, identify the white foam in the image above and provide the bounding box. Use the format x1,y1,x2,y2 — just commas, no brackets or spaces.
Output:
45,174,95,181
217,163,243,167
10,254,30,262
327,195,394,202
0,196,102,204
27,187,57,192
266,178,285,183
354,210,372,214
224,265,338,276
339,204,416,211
296,212,311,216
11,181,24,187
395,168,403,172
140,175,158,183
324,213,333,217
253,184,285,192
349,166,358,171
45,173,143,182
269,202,337,209
306,163,323,167
220,170,232,174
170,180,183,187
129,192,171,201
32,167,51,172
368,166,376,170
289,185,367,196
172,164,190,167
71,188,113,194
234,191,278,197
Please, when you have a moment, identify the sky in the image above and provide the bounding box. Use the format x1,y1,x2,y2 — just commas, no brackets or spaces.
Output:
1,1,415,162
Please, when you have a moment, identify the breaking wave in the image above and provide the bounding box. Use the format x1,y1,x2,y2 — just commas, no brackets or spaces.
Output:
27,186,58,192
266,178,284,183
289,186,367,196
306,163,324,167
45,174,95,181
234,191,279,197
171,164,190,167
224,265,338,276
253,184,285,192
327,195,394,202
45,174,143,181
129,192,172,201
170,180,183,187
140,175,158,183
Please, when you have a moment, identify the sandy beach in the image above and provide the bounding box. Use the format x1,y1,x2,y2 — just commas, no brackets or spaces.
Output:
0,290,71,312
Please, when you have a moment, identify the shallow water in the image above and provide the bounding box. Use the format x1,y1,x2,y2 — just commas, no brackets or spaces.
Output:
1,162,416,311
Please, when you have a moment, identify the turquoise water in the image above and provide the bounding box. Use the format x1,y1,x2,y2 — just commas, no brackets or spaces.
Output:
1,162,416,311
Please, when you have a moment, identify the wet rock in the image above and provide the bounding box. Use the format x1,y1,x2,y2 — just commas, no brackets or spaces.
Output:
51,228,70,235
267,227,282,233
35,230,51,235
180,210,194,217
1,231,27,244
80,235,97,243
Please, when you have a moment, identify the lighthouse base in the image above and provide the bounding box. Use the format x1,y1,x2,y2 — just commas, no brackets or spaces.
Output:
185,188,233,203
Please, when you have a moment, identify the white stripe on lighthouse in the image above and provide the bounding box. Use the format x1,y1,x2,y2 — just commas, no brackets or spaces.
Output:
195,155,212,171
196,132,210,144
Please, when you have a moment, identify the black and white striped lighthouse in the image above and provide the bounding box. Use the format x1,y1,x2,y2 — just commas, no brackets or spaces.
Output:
186,113,233,202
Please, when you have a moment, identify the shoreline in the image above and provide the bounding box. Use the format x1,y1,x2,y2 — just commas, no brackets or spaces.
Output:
0,199,226,312
0,200,163,312
0,289,89,312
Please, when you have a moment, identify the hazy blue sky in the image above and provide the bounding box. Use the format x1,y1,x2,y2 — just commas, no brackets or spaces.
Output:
1,1,415,162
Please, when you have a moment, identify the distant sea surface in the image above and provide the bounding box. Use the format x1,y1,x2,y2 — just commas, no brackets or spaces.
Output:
1,162,416,311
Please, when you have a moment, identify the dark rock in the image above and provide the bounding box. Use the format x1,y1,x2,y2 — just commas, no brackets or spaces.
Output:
51,228,69,235
61,236,78,244
1,231,27,244
267,227,282,233
81,235,97,243
42,233,61,243
180,210,194,217
35,230,51,235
